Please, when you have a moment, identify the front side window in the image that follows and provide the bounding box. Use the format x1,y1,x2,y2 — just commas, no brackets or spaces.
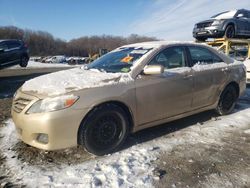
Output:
149,47,186,69
0,42,8,50
87,47,152,73
188,46,223,65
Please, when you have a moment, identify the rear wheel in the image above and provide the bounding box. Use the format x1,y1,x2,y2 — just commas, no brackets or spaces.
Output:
78,104,129,156
224,25,235,38
216,85,238,115
19,56,28,67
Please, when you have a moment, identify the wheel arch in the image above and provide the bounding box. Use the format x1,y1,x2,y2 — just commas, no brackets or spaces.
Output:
223,22,237,34
77,100,134,144
222,81,240,98
21,53,29,60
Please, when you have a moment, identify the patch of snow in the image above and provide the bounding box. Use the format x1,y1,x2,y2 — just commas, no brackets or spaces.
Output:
192,62,227,71
8,61,77,69
243,129,250,134
243,58,250,72
0,119,158,187
21,68,133,96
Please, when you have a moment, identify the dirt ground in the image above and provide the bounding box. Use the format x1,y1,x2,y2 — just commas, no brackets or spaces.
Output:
153,125,250,188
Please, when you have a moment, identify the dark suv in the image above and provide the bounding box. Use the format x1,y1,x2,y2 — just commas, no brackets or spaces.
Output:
0,39,29,69
193,9,250,41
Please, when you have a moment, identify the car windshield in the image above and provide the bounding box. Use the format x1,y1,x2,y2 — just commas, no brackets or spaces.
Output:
211,10,237,19
87,47,152,73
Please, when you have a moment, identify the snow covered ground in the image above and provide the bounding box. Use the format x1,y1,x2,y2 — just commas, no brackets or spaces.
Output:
7,61,80,69
0,88,250,187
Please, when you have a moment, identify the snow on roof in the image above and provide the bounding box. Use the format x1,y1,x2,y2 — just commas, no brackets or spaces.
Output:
122,41,196,49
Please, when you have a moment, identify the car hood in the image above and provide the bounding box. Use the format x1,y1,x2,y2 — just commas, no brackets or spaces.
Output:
196,18,218,24
21,67,133,97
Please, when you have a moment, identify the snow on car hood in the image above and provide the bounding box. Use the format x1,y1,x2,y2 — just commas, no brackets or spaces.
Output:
21,67,133,96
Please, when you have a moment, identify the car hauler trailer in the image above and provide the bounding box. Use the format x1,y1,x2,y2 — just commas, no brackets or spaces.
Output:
206,38,250,60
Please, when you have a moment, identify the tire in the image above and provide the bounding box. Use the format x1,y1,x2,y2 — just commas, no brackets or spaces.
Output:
19,56,28,67
224,25,235,39
78,104,130,156
216,85,238,115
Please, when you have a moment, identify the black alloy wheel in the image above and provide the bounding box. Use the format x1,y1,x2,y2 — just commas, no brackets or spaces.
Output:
78,104,129,156
216,85,238,115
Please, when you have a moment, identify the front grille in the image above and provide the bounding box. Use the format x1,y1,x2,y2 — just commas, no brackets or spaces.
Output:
197,22,213,28
13,97,32,113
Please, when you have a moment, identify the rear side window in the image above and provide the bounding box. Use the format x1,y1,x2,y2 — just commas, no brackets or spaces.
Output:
7,41,21,49
188,46,223,65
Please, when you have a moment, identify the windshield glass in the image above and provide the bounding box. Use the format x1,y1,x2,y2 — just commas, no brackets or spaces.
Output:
87,47,152,73
211,10,237,19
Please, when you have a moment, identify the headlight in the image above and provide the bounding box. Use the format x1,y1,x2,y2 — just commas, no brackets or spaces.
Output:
212,20,223,26
26,95,79,114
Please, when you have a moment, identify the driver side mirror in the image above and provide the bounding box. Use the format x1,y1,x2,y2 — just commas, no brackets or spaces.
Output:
143,65,164,75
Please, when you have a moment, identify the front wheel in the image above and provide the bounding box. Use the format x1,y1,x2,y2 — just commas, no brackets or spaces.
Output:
78,104,129,156
19,56,28,67
224,25,235,38
216,85,238,115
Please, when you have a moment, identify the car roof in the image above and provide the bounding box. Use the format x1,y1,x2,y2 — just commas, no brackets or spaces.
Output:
121,41,204,49
0,39,23,43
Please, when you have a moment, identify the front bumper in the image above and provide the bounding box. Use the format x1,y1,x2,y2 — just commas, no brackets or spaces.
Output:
193,26,224,38
11,91,89,150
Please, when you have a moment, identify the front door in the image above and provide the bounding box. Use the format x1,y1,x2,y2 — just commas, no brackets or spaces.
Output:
135,46,193,125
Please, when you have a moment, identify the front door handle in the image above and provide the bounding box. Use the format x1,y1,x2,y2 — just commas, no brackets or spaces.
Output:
183,74,193,80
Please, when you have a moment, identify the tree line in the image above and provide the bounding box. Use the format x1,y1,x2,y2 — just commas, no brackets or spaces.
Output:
0,26,158,57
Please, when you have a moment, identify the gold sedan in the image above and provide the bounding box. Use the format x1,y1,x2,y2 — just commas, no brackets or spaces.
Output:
12,42,246,155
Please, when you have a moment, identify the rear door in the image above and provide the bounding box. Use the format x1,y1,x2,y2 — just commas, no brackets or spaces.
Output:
235,10,249,36
135,46,194,125
187,46,228,109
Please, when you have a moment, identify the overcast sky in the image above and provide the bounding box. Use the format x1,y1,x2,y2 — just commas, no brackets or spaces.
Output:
0,0,250,41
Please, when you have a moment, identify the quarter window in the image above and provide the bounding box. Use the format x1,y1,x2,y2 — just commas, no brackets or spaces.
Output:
149,47,186,69
188,46,223,65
